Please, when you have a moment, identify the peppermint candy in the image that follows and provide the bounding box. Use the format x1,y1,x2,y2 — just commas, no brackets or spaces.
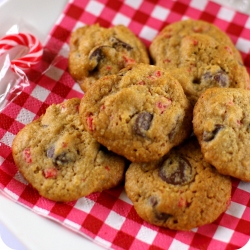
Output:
0,32,43,71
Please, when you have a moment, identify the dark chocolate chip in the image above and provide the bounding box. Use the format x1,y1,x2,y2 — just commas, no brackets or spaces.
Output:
47,146,55,158
214,70,229,87
149,196,158,207
203,124,224,142
155,211,172,222
133,111,153,136
110,36,133,51
88,45,113,71
159,156,193,185
202,70,229,87
53,152,70,165
192,77,201,84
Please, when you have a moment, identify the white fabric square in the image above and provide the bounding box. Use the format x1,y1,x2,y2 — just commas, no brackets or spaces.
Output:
105,211,125,230
139,26,158,41
217,7,235,22
245,17,250,29
95,236,112,249
169,239,189,250
236,37,250,53
74,197,95,213
151,5,170,21
125,0,143,9
85,0,104,16
238,181,250,193
31,85,50,102
136,226,157,244
0,156,4,165
190,0,207,10
73,21,85,31
112,13,131,26
0,131,15,147
45,65,64,81
33,206,50,216
72,82,83,94
16,108,36,125
3,188,19,201
14,172,28,185
213,226,234,242
119,190,133,205
58,43,69,58
226,201,246,218
64,219,81,230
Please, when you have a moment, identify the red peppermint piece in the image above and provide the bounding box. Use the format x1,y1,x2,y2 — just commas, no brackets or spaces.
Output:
23,148,32,163
156,97,172,114
43,167,58,178
87,115,94,131
123,55,136,65
178,197,187,208
105,166,110,171
224,46,232,55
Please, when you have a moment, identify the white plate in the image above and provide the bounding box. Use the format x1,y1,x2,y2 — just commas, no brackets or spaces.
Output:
0,0,103,249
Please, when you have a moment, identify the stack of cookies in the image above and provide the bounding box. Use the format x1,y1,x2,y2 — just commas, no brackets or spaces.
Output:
12,19,250,231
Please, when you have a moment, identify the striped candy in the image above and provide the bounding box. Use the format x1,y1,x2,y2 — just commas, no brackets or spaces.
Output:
0,33,43,71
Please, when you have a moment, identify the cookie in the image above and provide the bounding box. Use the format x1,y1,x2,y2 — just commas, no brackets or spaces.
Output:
149,20,250,105
68,24,150,92
125,137,232,230
193,87,250,181
79,63,193,163
12,98,126,202
150,19,243,66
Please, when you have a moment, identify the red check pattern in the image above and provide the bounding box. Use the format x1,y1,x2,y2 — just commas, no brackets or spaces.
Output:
1,0,250,249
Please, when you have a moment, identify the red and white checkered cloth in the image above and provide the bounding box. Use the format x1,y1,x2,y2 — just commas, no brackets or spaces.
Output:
1,0,250,249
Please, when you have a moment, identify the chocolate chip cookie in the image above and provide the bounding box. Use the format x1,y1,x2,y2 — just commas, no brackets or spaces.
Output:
193,87,250,181
68,24,150,92
12,98,126,202
149,20,250,105
125,137,232,230
79,63,193,163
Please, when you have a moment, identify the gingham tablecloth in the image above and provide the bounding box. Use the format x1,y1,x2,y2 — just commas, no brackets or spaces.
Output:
1,0,250,249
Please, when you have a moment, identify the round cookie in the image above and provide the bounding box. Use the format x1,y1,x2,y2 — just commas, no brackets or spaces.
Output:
68,24,150,92
193,87,250,181
149,20,250,105
12,98,126,202
125,138,232,230
150,19,243,66
79,63,193,163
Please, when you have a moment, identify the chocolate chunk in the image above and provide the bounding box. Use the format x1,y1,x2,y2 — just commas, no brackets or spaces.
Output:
134,111,153,136
202,70,229,87
149,196,158,207
89,47,104,63
203,124,224,142
214,70,229,87
110,36,133,51
149,197,172,222
155,211,172,221
159,156,193,185
53,152,70,165
88,45,113,71
47,146,55,158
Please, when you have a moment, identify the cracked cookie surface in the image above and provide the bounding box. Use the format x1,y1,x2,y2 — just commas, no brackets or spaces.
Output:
79,63,193,162
68,24,149,92
12,98,126,202
193,87,250,181
149,19,250,105
125,138,232,230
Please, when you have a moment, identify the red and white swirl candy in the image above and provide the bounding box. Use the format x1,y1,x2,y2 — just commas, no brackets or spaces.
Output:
0,33,43,71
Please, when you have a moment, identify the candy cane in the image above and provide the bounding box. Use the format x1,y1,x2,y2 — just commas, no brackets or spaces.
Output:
0,33,43,71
